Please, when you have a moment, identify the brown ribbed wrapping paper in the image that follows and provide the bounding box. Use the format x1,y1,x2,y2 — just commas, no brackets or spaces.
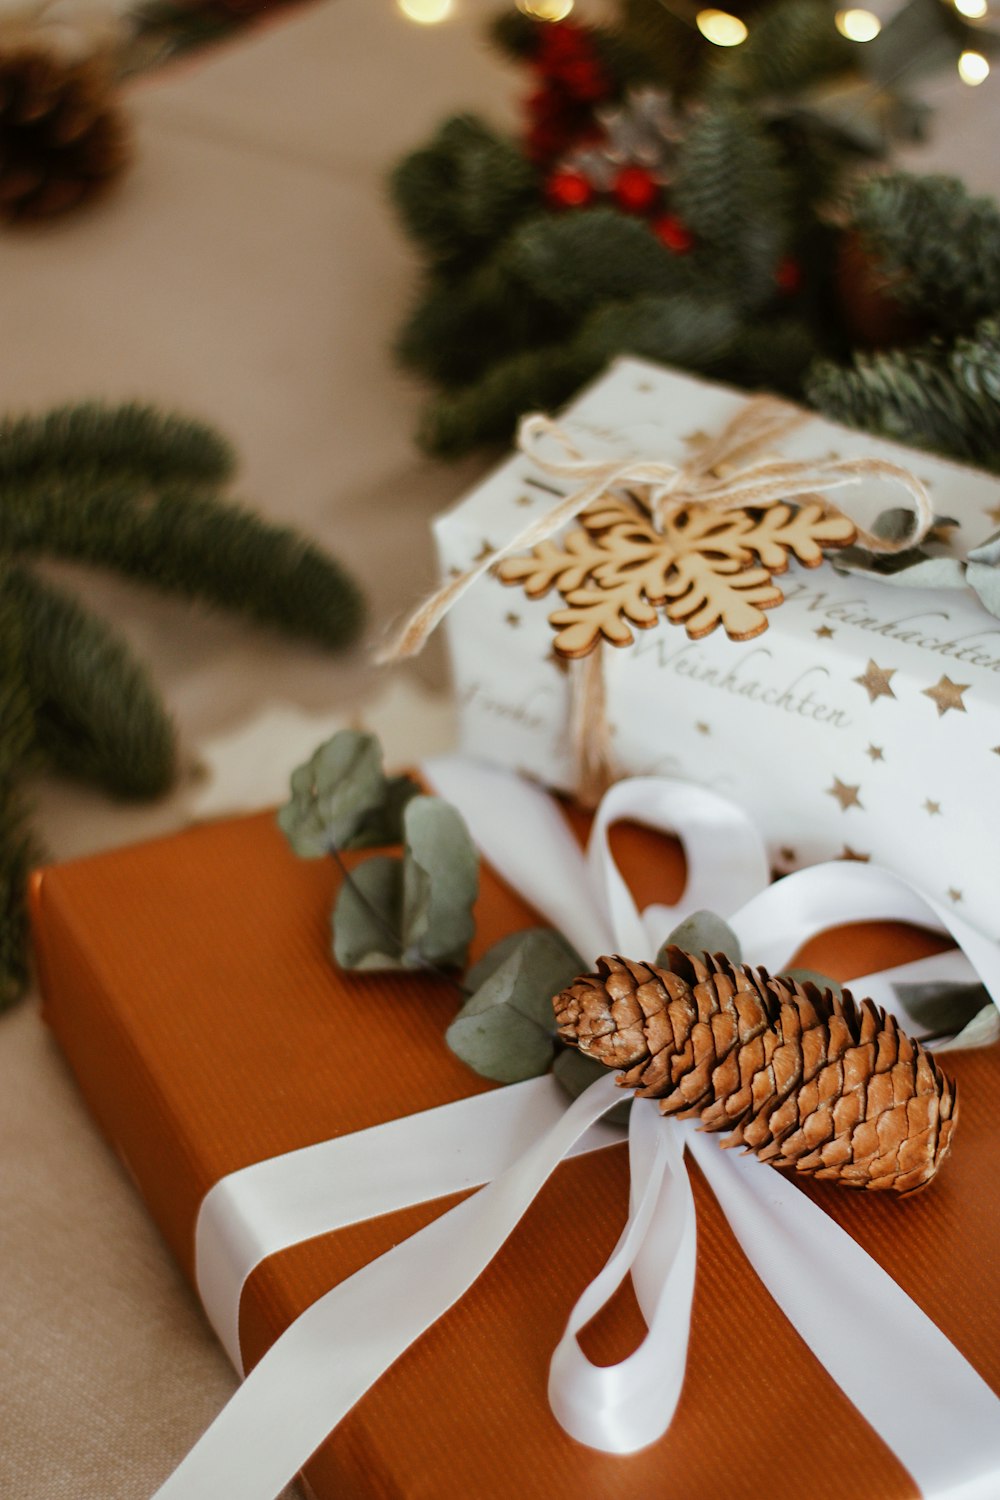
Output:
29,808,1000,1500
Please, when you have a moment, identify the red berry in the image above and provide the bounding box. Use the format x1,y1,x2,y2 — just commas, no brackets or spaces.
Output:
545,169,595,211
651,212,694,253
613,166,660,215
559,57,609,102
775,256,803,294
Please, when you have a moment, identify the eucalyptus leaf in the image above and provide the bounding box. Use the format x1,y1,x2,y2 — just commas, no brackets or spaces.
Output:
873,506,922,544
401,795,478,968
658,909,742,966
934,1004,1000,1054
552,1047,631,1126
445,930,581,1083
278,730,388,857
465,928,583,996
967,528,1000,568
352,773,422,848
867,555,967,590
892,978,990,1037
780,967,843,1000
332,855,405,970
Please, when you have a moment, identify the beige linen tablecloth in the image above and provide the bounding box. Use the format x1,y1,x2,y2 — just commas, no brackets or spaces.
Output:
0,6,997,1494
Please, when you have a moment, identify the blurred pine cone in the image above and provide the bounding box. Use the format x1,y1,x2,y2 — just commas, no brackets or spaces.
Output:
555,949,958,1194
0,46,129,223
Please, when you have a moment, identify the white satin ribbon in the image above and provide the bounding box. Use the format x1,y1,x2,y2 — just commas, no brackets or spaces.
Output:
156,758,1000,1500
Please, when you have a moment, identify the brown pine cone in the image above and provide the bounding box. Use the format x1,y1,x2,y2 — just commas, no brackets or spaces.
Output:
0,47,129,223
554,950,958,1194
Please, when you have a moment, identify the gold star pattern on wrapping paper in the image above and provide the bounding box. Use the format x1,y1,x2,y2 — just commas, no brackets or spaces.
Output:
779,846,797,865
949,888,963,903
854,660,896,704
827,777,862,812
922,675,970,717
839,846,871,863
695,721,711,736
865,744,885,762
515,494,534,508
497,492,856,657
924,799,942,816
815,625,835,640
505,611,521,628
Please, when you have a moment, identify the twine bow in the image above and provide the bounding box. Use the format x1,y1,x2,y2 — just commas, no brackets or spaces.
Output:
378,395,935,801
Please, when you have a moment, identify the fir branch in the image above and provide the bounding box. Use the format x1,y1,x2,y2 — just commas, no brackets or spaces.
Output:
848,172,1000,336
0,475,365,650
9,566,176,798
390,115,538,270
396,253,570,388
805,316,1000,470
508,208,699,316
0,402,235,487
0,780,33,1011
0,566,38,1010
419,344,587,458
419,292,741,457
672,97,791,311
721,0,853,97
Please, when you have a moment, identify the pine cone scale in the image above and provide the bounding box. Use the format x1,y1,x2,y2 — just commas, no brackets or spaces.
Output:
0,48,129,222
554,951,958,1193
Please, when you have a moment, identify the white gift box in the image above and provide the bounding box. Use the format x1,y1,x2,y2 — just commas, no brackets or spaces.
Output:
433,357,1000,940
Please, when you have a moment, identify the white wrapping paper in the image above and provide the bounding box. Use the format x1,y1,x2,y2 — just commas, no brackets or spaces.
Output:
433,357,1000,939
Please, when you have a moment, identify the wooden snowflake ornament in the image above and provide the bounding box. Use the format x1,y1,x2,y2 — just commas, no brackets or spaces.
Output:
496,494,857,658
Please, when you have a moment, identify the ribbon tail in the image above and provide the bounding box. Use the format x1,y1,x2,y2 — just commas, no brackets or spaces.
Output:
685,1126,1000,1500
153,1076,623,1500
548,1100,696,1454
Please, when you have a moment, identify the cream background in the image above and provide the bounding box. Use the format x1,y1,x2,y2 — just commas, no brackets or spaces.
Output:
0,4,997,1495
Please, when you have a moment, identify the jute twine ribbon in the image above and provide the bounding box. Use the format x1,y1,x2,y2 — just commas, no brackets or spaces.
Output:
379,396,934,803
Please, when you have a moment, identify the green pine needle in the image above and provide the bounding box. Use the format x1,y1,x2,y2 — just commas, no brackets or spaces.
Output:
8,566,176,798
0,402,236,487
390,114,538,269
0,399,367,1007
806,315,1000,471
848,173,1000,337
419,292,742,457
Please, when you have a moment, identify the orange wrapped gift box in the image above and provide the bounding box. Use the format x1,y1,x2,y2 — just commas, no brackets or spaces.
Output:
29,806,1000,1500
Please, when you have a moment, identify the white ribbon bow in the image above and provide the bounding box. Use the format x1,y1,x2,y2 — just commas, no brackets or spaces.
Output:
156,758,1000,1500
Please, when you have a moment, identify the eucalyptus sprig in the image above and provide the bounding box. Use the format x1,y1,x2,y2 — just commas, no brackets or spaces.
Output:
278,730,478,974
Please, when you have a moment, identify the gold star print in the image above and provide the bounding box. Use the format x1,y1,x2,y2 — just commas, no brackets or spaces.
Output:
865,744,884,763
839,846,870,863
828,777,862,811
924,799,942,816
473,540,496,564
854,660,896,703
815,625,835,640
948,888,963,903
505,611,521,627
695,721,711,736
515,494,534,508
993,747,1000,757
923,675,970,716
779,847,797,865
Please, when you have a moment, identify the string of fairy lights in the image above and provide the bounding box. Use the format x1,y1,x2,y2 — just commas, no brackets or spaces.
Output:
395,0,995,87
